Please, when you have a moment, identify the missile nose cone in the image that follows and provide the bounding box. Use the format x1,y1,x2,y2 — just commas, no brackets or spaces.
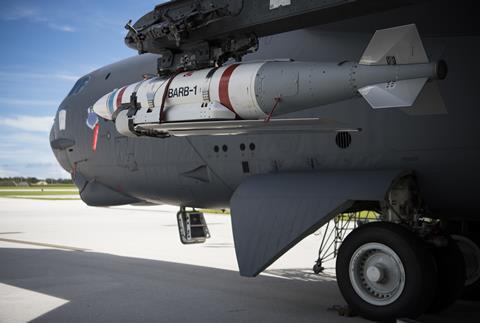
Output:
92,93,113,120
435,60,448,80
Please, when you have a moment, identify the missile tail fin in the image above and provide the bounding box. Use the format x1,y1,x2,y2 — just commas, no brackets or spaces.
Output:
358,78,428,109
359,24,428,65
401,81,448,115
358,24,438,109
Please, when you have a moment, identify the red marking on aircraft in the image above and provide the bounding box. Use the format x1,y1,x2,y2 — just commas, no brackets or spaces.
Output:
116,86,127,108
92,123,100,151
218,64,240,113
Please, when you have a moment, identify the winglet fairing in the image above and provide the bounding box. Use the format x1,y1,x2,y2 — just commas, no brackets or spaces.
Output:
230,170,404,277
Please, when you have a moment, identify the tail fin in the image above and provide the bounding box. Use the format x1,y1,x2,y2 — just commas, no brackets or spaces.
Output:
359,24,428,65
358,78,428,109
358,24,433,109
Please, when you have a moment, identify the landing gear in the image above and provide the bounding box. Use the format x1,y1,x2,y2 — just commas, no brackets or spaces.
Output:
314,174,471,320
428,236,465,313
312,211,380,274
453,234,480,300
442,220,480,300
313,260,323,274
336,222,437,321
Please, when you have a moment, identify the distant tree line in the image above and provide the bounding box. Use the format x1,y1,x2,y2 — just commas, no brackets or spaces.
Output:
0,177,73,186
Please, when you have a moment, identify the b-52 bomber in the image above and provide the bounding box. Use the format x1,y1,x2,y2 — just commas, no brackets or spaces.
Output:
50,0,480,321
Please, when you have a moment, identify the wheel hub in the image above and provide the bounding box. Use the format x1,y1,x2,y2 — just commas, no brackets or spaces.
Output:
366,265,384,283
349,242,406,306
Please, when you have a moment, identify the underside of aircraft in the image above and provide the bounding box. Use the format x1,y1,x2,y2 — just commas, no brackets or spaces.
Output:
50,0,480,321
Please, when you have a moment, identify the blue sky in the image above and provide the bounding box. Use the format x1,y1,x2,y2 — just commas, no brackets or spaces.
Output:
0,0,164,178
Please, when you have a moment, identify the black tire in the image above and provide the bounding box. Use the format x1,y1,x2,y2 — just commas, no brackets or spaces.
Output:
336,222,437,322
457,235,480,301
313,263,322,274
443,221,480,300
464,273,480,300
428,237,465,313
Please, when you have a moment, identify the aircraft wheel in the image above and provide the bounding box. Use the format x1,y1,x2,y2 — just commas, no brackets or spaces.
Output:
336,222,437,322
453,234,480,300
427,236,465,313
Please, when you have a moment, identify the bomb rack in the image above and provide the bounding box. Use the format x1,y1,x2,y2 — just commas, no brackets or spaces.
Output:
124,0,423,75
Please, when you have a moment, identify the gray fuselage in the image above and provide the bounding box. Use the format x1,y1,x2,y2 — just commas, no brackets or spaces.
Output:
50,4,480,220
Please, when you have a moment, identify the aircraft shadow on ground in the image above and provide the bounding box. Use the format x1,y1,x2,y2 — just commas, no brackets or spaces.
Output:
0,248,478,323
0,248,344,323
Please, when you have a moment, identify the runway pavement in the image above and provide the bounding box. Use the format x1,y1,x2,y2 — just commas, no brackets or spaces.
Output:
0,198,478,322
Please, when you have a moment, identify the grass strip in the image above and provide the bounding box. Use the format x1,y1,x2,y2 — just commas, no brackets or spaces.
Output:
0,185,76,190
0,196,81,201
0,191,78,197
199,209,231,215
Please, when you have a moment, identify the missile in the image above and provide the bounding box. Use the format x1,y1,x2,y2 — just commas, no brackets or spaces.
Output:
92,24,447,137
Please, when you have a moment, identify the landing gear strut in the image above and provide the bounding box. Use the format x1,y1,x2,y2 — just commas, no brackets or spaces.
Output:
312,211,380,274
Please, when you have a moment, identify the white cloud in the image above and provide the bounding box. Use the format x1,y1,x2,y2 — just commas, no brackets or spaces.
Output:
0,127,69,179
0,136,53,164
0,115,54,132
0,71,80,82
0,6,77,33
2,132,49,145
0,98,59,107
48,23,76,33
0,148,52,162
0,7,39,21
0,164,70,179
0,167,19,177
54,73,80,81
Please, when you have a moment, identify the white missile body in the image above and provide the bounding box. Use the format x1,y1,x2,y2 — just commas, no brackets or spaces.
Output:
92,24,447,137
93,62,267,121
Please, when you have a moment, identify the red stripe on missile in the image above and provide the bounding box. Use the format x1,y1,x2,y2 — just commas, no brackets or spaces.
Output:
92,123,100,152
116,86,127,109
218,64,240,113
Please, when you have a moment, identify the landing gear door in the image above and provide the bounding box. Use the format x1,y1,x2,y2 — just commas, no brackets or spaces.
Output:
177,210,210,244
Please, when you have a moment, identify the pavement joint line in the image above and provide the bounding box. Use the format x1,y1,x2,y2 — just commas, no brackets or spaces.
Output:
0,238,89,252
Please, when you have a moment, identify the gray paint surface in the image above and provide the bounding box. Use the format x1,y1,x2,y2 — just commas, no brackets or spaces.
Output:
51,1,480,213
50,0,480,277
231,170,401,276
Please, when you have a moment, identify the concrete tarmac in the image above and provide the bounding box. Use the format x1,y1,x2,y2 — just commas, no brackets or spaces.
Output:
0,198,478,322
